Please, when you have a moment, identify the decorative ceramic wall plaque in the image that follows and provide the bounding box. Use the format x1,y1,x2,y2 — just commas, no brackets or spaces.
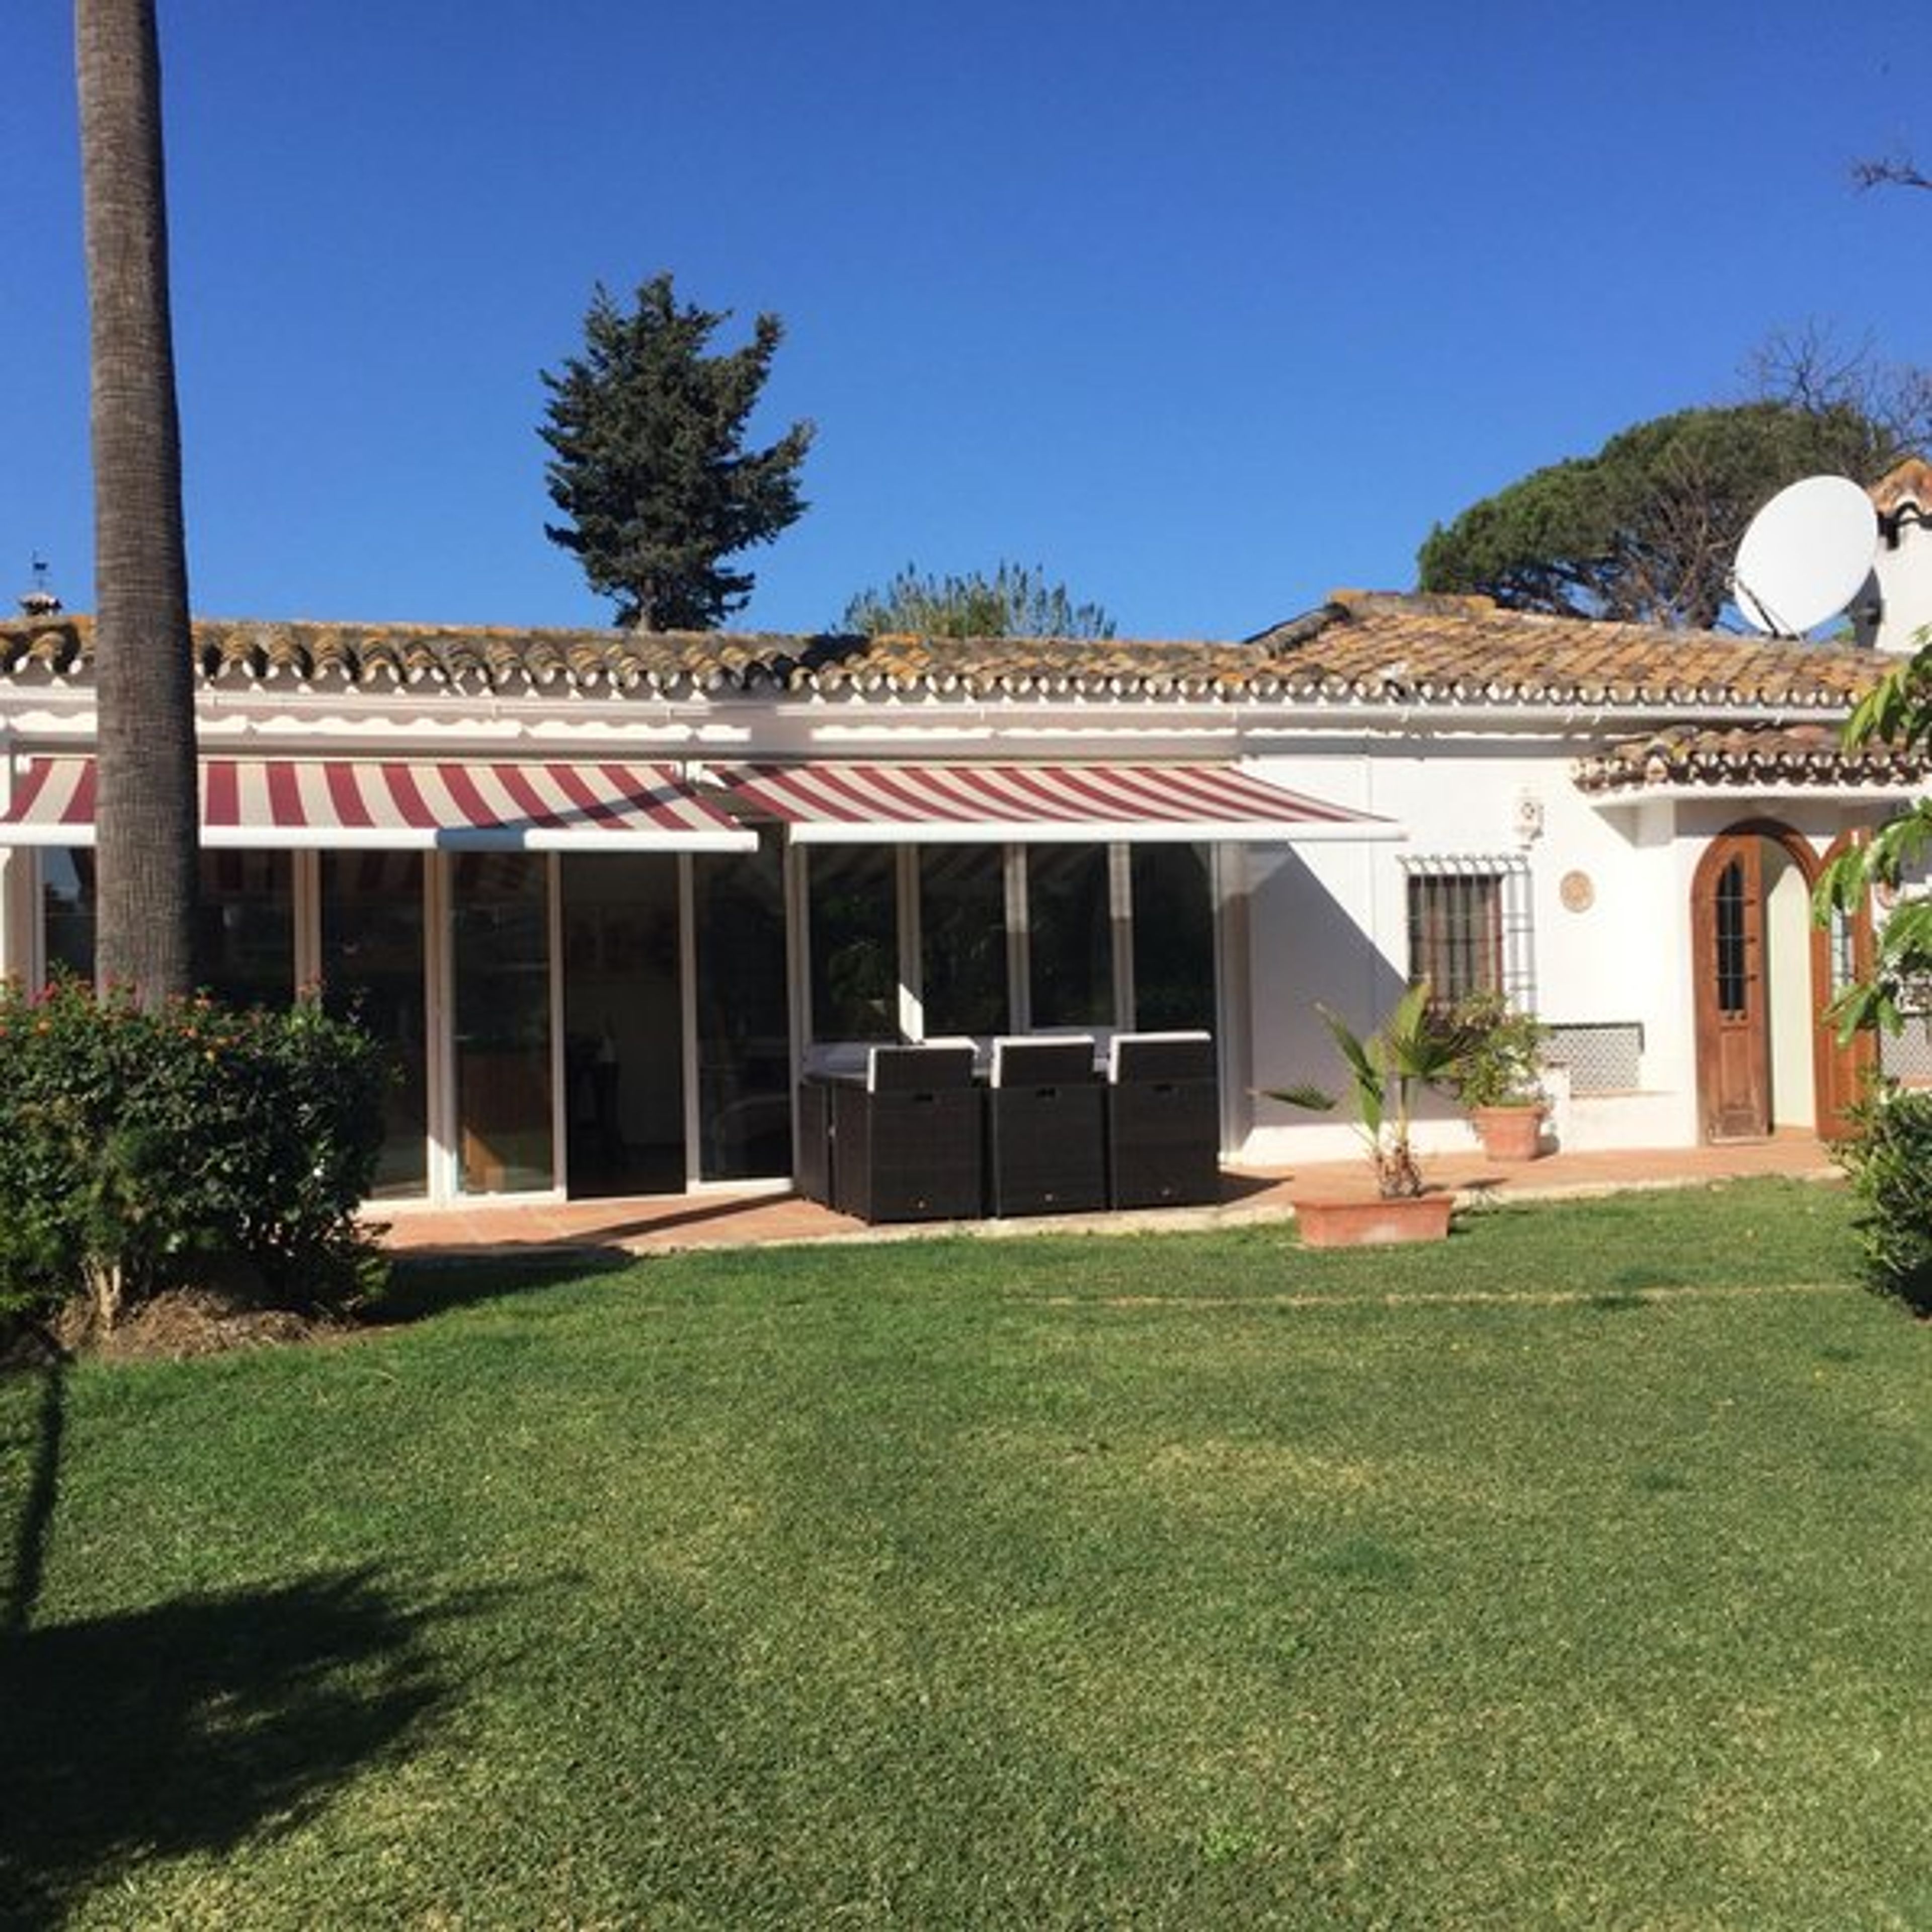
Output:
1559,869,1594,913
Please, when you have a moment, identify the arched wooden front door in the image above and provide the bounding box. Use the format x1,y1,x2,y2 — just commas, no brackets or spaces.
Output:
1690,823,1873,1142
1815,829,1878,1139
1692,830,1776,1141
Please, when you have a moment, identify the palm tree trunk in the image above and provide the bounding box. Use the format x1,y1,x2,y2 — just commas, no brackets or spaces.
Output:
75,0,197,1004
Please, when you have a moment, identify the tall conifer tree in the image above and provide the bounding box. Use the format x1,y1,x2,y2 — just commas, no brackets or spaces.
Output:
540,275,814,631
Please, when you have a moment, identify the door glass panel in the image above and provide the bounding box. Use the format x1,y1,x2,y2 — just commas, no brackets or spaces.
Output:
1028,845,1112,1027
694,829,792,1181
1830,904,1857,997
809,845,897,1041
920,844,1007,1036
319,851,428,1197
1715,857,1747,1016
195,850,293,1007
561,854,683,1197
453,854,553,1193
1131,842,1215,1030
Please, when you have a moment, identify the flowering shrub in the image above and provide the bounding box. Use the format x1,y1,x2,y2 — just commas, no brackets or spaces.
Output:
0,978,390,1333
1433,990,1549,1110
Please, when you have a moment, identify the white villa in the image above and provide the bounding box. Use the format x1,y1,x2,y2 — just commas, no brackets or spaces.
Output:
2,554,1924,1210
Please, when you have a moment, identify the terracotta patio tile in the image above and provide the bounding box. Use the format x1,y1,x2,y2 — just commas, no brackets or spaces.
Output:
375,1133,1838,1262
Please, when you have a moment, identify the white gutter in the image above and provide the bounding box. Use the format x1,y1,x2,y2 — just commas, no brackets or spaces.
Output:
781,816,1401,847
5,672,1862,751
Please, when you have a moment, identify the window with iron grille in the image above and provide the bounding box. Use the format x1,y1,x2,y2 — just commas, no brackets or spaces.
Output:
1402,855,1534,1009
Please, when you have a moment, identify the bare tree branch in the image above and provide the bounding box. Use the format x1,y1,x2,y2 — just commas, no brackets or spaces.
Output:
1853,154,1932,193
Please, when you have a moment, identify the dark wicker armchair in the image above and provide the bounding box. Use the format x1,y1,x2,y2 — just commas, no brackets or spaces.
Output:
831,1042,983,1223
985,1035,1107,1218
1105,1030,1220,1209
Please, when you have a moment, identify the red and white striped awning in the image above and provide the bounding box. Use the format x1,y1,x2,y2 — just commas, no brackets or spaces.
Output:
0,756,755,852
716,761,1391,844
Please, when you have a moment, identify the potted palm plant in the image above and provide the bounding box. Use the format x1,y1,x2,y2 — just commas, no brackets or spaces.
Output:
1438,990,1549,1161
1268,980,1466,1245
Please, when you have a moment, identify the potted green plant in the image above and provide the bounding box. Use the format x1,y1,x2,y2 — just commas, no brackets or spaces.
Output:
1438,990,1549,1161
1268,980,1466,1245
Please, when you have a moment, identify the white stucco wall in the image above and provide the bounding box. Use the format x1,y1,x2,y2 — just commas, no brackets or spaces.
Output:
1764,849,1816,1130
1231,738,1894,1166
1860,521,1932,655
1236,734,1704,1164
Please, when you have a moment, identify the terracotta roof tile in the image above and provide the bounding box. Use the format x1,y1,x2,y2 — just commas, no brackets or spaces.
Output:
1871,456,1932,521
0,597,1890,713
1253,592,1876,709
1575,721,1927,792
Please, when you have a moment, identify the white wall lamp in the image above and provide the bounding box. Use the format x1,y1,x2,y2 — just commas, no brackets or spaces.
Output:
1513,788,1545,846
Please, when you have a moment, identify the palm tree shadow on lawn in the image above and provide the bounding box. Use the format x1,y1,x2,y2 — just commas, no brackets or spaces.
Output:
0,1563,477,1930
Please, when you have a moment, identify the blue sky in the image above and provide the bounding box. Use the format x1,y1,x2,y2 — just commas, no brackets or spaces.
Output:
5,2,1931,640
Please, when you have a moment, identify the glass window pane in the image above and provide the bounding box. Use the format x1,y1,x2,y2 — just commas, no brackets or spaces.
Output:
1131,843,1215,1031
453,854,553,1194
195,850,293,1007
920,845,1007,1036
320,851,428,1198
1830,904,1857,997
42,849,95,981
1028,845,1112,1028
809,845,897,1041
1715,859,1748,1016
43,849,299,1008
1407,873,1501,1005
695,830,793,1181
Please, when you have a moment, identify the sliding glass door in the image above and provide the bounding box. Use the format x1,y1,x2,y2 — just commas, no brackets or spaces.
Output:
193,851,294,1008
693,830,792,1181
452,854,553,1194
920,844,1009,1036
560,854,684,1197
1025,845,1113,1029
319,852,429,1197
1130,843,1216,1030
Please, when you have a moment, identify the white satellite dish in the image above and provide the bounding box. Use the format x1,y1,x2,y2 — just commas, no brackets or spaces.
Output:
1732,474,1878,636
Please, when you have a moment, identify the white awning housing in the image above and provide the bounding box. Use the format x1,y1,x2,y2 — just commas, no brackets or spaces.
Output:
715,761,1394,844
0,756,756,852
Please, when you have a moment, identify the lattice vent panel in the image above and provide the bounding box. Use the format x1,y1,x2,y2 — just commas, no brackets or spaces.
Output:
1543,1022,1644,1094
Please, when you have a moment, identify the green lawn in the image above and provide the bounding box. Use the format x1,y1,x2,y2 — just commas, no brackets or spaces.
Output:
2,1179,1927,1929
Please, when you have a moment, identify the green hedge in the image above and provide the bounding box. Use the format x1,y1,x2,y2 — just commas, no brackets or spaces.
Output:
0,978,390,1332
1831,1081,1932,1315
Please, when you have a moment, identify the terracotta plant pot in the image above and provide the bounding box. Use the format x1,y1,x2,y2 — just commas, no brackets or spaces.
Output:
1470,1103,1546,1162
1291,1191,1454,1248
